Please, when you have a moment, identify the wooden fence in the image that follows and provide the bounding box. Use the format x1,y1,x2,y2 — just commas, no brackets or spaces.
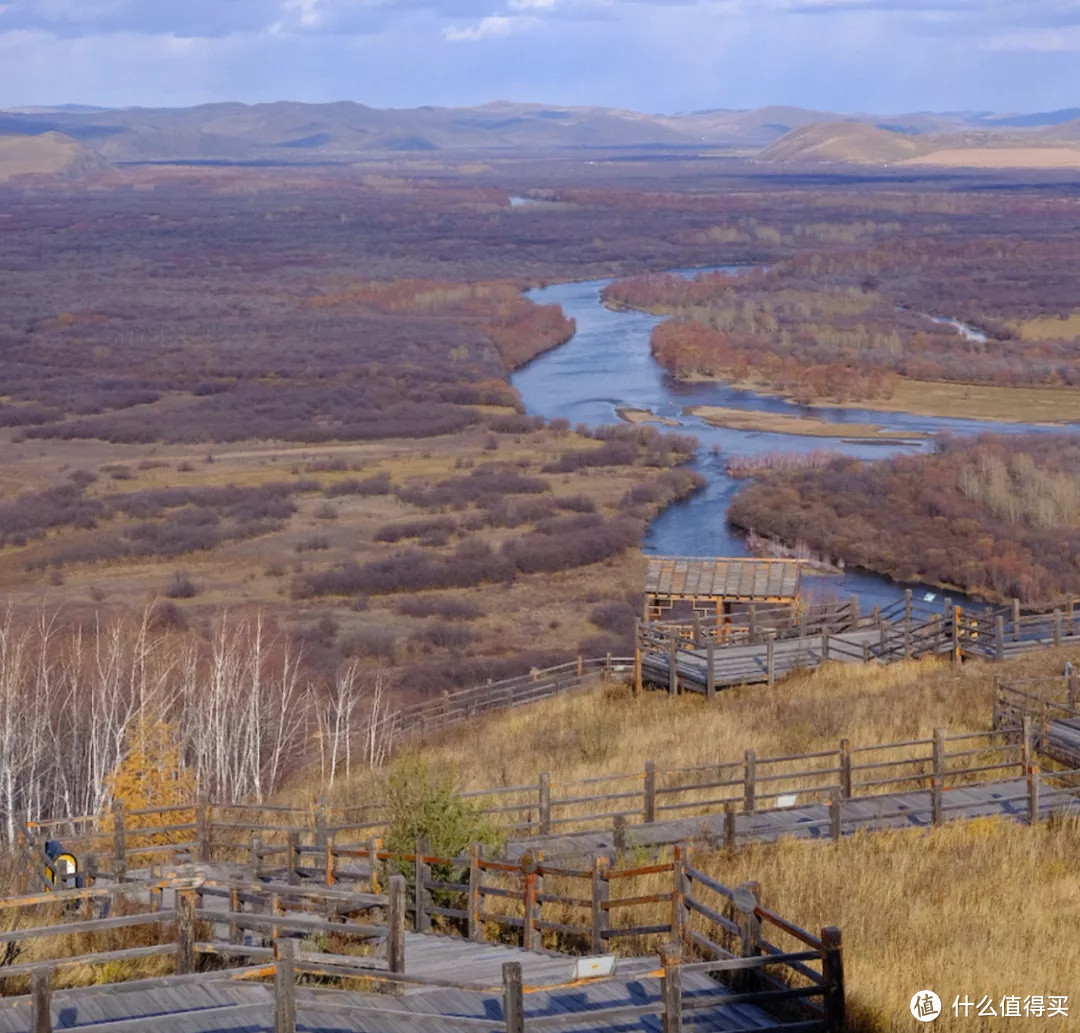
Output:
1,846,843,1033
18,723,1051,895
636,592,1080,696
377,656,632,742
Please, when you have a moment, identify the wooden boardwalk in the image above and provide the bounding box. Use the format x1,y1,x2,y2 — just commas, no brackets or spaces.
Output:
506,776,1080,860
0,938,780,1033
641,626,892,692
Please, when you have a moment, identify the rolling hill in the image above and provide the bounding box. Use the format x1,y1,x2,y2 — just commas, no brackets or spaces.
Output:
0,131,110,181
757,122,930,164
4,101,1080,166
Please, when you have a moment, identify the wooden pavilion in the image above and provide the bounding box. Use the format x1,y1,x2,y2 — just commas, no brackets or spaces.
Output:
643,556,803,630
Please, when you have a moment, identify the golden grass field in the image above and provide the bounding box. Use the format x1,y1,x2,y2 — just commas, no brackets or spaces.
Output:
687,405,926,440
341,646,1080,1032
717,376,1080,423
1015,312,1080,342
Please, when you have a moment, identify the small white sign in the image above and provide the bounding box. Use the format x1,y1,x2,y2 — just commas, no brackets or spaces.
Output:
572,956,616,980
776,794,798,809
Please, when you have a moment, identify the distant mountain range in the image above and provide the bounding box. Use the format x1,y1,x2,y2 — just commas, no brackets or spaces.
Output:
2,100,1080,173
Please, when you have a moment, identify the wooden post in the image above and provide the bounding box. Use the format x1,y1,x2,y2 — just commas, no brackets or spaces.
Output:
1054,610,1063,648
1069,597,1076,635
839,738,852,799
705,639,716,701
229,888,242,945
723,803,736,851
692,612,702,648
668,636,678,696
287,832,300,886
274,936,296,1033
931,728,945,825
576,655,584,678
821,627,829,661
660,942,683,1033
995,616,1005,662
766,638,775,687
591,856,610,952
743,749,756,814
324,834,335,887
252,836,263,880
313,797,327,849
950,604,959,662
644,761,657,824
31,969,51,1033
830,792,842,841
364,835,380,894
748,604,758,644
1028,765,1040,826
1070,671,1078,714
197,794,210,863
671,844,687,945
503,962,524,1033
605,652,612,680
633,619,643,697
539,772,551,836
521,852,541,950
468,842,482,941
112,800,126,882
821,927,845,1033
414,838,431,933
613,815,627,854
1021,715,1032,775
388,874,406,983
736,881,761,994
1012,597,1021,640
177,889,196,975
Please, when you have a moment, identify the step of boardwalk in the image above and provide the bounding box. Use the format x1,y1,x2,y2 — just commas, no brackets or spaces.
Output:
0,941,776,1033
506,777,1080,860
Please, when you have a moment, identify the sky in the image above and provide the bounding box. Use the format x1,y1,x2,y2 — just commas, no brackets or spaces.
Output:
1,0,1079,114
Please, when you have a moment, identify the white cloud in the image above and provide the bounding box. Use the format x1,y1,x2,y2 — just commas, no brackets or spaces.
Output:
985,24,1080,51
443,13,535,40
508,0,558,9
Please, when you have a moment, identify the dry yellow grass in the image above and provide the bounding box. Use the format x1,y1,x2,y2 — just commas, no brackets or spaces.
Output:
720,376,1080,423
1015,313,1080,342
324,648,1080,1032
688,406,925,440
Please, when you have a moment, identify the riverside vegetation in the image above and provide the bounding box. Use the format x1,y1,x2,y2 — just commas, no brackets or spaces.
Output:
728,433,1080,604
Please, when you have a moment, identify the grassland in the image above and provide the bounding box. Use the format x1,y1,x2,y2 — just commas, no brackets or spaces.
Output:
0,417,695,694
333,645,1080,1032
1016,312,1080,342
687,405,926,440
724,378,1080,424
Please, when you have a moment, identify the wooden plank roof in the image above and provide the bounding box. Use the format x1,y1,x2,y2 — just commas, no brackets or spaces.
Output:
644,557,800,601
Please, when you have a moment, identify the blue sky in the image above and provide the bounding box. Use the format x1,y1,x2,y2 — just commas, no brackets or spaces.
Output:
0,0,1079,113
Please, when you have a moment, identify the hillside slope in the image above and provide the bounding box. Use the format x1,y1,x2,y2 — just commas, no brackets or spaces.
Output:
0,131,109,180
758,122,930,164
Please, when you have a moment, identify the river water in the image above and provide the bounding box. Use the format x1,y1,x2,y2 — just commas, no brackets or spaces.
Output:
513,272,1063,611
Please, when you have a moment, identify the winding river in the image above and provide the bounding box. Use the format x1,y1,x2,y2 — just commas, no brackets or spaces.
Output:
514,271,1063,611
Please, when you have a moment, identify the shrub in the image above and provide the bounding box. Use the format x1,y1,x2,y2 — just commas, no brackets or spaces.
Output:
383,755,499,858
588,601,637,637
164,571,198,599
324,474,393,497
410,622,477,652
342,626,398,661
397,597,484,620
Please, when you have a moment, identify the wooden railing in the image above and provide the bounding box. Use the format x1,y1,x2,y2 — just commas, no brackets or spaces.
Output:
19,724,1050,896
375,655,633,743
1,848,843,1033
